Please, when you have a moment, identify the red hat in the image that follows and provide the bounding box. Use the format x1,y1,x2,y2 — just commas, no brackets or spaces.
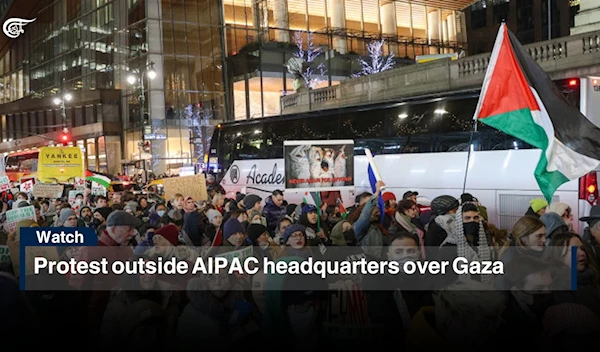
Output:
382,192,396,203
155,224,179,246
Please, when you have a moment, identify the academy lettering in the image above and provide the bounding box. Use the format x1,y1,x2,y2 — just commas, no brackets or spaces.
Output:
246,164,284,185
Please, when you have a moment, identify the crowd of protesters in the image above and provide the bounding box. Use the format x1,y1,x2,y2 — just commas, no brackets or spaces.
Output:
1,180,600,350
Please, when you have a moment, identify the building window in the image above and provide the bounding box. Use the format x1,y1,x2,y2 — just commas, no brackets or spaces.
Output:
492,0,510,23
470,1,488,29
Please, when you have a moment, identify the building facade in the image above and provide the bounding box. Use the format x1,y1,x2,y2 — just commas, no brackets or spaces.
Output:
224,0,472,120
0,0,225,176
0,0,472,176
464,0,580,55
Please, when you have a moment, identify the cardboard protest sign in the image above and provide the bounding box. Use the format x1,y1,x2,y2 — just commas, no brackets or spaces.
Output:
283,140,354,192
0,176,10,191
162,174,208,201
5,205,36,234
32,183,64,199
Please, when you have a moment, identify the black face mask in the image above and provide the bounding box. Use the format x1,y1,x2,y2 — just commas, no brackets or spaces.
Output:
240,220,249,229
92,218,102,227
463,222,479,235
343,229,357,246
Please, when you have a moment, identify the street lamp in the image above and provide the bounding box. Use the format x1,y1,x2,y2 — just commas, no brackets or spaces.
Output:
54,92,73,135
127,61,157,181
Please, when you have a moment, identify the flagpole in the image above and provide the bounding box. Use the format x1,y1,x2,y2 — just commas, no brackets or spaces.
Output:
462,120,478,194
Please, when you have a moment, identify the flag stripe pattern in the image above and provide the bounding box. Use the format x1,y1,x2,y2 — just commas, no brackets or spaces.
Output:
474,24,600,202
86,174,111,189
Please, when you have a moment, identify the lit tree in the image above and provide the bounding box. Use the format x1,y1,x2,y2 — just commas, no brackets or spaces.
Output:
353,39,396,77
185,103,212,160
285,32,327,89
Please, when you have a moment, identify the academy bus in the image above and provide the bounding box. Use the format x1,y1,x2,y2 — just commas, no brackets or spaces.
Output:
208,78,598,232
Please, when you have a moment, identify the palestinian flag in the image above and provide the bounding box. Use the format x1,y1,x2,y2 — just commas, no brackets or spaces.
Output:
474,23,600,202
85,170,111,189
337,198,348,220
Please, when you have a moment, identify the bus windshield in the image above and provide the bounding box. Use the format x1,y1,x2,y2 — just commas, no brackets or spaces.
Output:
6,151,39,173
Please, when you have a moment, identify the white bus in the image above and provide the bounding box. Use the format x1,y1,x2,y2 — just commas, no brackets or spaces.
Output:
208,78,599,233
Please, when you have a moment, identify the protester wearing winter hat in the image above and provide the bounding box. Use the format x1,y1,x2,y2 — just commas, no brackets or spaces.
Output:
525,198,548,219
242,194,262,212
424,195,460,255
58,208,78,227
540,212,569,242
247,223,277,260
203,208,223,246
222,218,247,250
93,206,113,231
281,224,312,259
382,192,397,228
153,224,180,255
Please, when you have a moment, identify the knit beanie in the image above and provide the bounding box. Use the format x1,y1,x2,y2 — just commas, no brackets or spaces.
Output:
431,195,459,216
382,192,396,203
246,223,268,243
283,224,306,244
206,209,222,223
530,198,548,213
94,206,113,220
243,194,262,210
154,224,179,246
540,212,568,238
223,218,245,240
59,208,76,224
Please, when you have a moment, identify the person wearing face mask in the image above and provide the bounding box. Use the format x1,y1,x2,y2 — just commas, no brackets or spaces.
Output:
92,207,113,233
150,203,168,226
496,256,555,348
77,206,93,228
439,202,493,285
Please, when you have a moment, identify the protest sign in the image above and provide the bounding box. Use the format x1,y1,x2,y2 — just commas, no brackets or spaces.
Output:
32,183,64,199
0,175,10,191
5,205,36,233
19,178,35,193
92,181,107,196
162,174,207,201
283,140,354,192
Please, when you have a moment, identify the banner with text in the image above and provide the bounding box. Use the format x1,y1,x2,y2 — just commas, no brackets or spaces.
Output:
32,183,64,199
284,140,354,192
162,174,207,201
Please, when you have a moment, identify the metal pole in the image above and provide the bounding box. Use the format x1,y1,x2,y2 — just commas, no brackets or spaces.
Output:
547,0,551,40
139,72,146,183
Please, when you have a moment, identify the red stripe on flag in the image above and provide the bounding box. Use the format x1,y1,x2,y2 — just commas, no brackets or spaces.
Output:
477,25,540,119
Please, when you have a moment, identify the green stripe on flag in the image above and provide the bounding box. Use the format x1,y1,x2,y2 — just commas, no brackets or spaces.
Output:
86,174,111,189
481,108,569,202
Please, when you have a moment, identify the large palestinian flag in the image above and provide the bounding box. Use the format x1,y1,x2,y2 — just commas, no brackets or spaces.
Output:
474,23,600,202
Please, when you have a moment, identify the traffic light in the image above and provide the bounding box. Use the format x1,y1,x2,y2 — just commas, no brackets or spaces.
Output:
60,131,70,143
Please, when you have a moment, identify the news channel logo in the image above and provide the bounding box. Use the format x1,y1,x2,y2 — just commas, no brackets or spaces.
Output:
3,18,36,39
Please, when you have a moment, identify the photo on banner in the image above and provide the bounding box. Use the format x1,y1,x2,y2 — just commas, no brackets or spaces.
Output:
283,140,354,192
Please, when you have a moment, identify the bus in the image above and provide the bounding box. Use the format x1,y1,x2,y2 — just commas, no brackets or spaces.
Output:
208,78,598,233
5,149,39,182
